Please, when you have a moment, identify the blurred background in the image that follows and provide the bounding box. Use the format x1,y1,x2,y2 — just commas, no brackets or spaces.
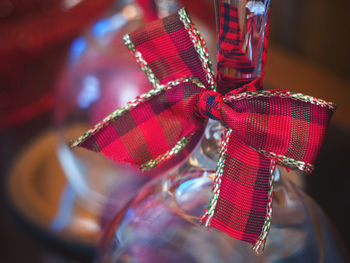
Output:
1,0,349,262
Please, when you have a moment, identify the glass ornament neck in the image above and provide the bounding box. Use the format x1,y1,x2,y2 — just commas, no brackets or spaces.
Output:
215,0,271,79
178,120,282,183
179,120,224,172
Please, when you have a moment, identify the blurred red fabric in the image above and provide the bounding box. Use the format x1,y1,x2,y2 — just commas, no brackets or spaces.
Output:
0,0,114,130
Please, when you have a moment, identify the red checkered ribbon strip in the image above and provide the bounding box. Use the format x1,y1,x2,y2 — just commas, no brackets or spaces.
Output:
218,3,256,73
70,7,336,253
216,2,270,94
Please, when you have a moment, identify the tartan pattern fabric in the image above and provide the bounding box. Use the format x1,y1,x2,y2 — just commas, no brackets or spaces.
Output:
71,7,336,252
75,78,206,168
216,2,270,95
217,3,255,73
198,90,223,120
217,73,263,96
127,11,213,90
201,90,335,250
221,91,334,169
207,134,272,243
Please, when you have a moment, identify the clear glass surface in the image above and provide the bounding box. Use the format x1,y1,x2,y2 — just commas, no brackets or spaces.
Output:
98,168,348,262
55,0,150,229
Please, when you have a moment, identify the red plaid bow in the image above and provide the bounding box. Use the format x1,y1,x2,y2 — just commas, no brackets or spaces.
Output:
71,7,336,253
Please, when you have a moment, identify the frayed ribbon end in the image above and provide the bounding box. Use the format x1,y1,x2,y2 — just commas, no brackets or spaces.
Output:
252,238,266,255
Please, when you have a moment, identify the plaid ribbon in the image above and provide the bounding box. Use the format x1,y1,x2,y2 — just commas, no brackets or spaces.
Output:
70,7,336,253
218,3,256,73
216,2,270,94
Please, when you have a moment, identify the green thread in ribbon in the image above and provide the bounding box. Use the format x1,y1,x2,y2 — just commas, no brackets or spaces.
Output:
123,34,160,88
202,128,232,227
178,8,216,91
224,90,337,111
70,77,206,148
258,149,314,174
141,135,192,170
252,161,276,254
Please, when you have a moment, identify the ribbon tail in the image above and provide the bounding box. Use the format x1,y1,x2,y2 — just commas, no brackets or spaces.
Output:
201,127,232,226
202,132,273,252
252,160,276,254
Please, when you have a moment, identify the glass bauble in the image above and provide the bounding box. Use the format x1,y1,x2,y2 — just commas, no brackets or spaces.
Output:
97,164,348,262
54,0,150,244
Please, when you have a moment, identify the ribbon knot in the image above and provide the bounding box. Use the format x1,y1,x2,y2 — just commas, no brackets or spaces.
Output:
70,7,336,253
198,90,223,120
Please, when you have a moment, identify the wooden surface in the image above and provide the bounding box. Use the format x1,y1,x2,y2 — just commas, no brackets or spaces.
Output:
270,0,350,81
265,45,350,128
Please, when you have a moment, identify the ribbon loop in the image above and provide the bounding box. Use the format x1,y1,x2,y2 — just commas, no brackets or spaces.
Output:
221,90,336,174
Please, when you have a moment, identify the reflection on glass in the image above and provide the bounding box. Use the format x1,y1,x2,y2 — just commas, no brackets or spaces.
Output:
216,0,270,79
54,0,153,246
98,169,347,262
